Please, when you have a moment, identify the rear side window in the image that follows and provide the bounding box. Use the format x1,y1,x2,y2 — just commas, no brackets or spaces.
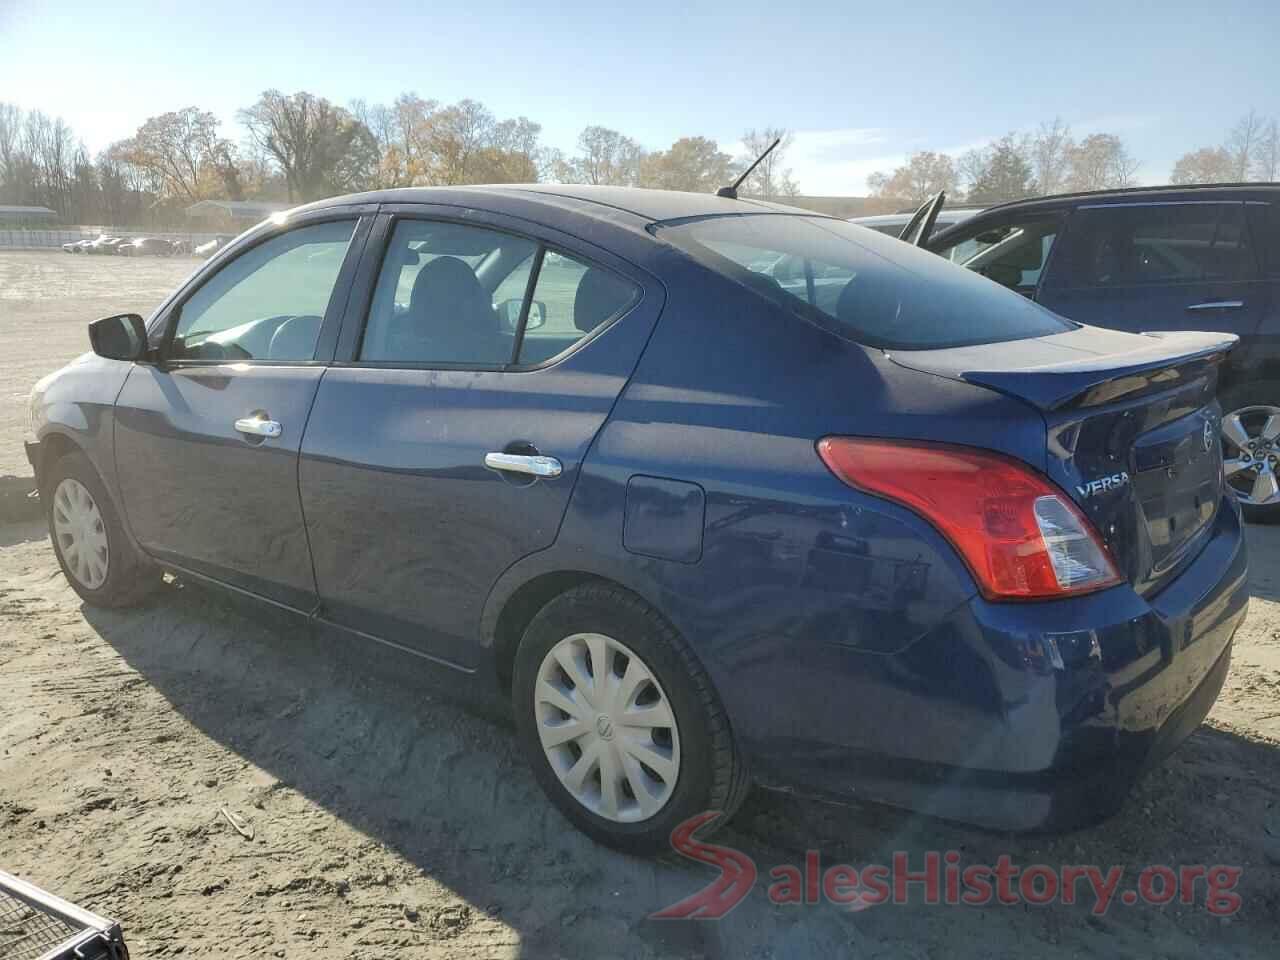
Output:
1048,202,1255,288
518,251,639,365
658,214,1072,350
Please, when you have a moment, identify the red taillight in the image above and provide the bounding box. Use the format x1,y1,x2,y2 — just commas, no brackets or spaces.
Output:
816,438,1123,601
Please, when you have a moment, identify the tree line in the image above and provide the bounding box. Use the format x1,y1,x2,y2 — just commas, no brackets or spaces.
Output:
868,111,1280,207
4,94,1278,227
0,92,798,227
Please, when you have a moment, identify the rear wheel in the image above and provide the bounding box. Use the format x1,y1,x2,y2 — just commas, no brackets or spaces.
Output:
45,450,161,606
1221,382,1280,524
512,583,748,855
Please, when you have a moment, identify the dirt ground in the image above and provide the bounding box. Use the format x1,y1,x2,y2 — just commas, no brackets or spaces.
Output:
1,250,1279,958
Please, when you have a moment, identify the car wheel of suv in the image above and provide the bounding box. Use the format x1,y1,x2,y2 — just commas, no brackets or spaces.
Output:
512,582,749,854
1221,382,1280,524
45,450,161,606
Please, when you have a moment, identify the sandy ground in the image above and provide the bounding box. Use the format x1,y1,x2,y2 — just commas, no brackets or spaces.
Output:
1,250,1279,958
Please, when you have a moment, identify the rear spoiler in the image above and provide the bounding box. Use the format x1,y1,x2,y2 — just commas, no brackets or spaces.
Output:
890,328,1238,411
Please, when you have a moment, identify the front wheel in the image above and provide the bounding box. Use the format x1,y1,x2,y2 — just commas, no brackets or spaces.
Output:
45,450,161,606
512,583,749,855
1221,382,1280,524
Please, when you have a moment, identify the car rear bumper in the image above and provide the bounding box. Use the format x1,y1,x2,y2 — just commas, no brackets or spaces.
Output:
752,495,1249,831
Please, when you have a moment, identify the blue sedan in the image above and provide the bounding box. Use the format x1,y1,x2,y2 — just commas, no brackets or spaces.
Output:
25,185,1249,853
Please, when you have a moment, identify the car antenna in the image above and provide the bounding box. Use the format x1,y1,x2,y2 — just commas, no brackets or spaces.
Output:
716,137,782,200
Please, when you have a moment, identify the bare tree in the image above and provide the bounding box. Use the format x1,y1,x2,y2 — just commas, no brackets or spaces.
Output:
866,151,956,204
736,128,798,200
1226,109,1264,180
572,125,645,186
240,90,378,201
116,107,238,204
1170,146,1235,184
1065,133,1139,191
1253,119,1279,181
1029,117,1073,195
961,134,1034,203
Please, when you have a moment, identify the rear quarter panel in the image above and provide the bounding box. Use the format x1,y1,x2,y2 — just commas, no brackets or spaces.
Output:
482,251,1050,760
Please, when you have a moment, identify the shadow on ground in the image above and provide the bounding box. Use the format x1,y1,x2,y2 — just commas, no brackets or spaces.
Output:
78,565,1280,959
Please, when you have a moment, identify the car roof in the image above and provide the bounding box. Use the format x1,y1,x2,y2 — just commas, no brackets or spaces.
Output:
970,181,1280,217
295,184,824,226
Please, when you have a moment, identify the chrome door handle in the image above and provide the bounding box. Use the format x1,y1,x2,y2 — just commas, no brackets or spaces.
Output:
484,452,562,478
1186,300,1244,311
234,416,282,439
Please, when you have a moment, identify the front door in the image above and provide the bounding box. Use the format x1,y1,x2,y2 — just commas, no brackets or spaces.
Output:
114,215,366,610
298,213,661,668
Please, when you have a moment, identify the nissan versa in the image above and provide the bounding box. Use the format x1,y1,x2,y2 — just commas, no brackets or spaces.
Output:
25,185,1249,853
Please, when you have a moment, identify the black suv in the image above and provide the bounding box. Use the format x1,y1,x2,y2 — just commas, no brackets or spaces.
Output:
918,184,1280,522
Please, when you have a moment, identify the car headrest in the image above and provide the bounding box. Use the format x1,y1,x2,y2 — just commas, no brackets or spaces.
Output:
410,256,486,314
835,271,904,337
268,315,322,360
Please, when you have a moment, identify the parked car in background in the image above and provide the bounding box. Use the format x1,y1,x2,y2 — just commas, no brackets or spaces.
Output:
119,237,174,257
26,185,1248,853
921,184,1280,522
86,236,130,254
850,205,986,239
193,234,234,258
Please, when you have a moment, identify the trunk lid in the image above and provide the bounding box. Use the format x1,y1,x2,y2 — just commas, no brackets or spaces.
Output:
890,325,1237,595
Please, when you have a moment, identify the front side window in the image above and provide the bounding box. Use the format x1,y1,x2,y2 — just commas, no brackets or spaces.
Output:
935,218,1060,293
171,219,356,362
659,214,1072,350
1048,202,1254,288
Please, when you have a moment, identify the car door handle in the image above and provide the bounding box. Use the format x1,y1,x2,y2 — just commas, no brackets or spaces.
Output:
1185,300,1244,311
484,452,562,478
234,416,282,439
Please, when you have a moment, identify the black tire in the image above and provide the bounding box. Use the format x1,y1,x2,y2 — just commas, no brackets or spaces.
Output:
44,450,162,607
512,582,749,855
1221,380,1280,524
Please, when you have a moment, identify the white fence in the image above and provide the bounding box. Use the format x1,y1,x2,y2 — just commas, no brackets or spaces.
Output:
0,227,225,250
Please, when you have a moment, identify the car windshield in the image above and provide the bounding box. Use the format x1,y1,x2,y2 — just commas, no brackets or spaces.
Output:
658,214,1073,350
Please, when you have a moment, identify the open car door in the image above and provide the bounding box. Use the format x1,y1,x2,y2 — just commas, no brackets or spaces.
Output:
899,191,946,246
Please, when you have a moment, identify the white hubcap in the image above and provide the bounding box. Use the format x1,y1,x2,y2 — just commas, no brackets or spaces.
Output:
1223,406,1280,506
52,478,109,589
534,633,680,822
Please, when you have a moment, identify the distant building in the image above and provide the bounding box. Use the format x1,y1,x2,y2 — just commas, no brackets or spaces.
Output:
185,200,292,227
0,205,59,225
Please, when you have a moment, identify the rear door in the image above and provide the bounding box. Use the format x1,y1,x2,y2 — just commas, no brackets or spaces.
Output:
298,208,664,669
1037,200,1266,344
114,211,370,610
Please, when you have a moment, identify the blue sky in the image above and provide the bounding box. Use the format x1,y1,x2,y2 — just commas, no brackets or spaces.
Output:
2,0,1277,193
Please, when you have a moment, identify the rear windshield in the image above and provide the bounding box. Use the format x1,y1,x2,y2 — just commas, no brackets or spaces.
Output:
657,214,1073,350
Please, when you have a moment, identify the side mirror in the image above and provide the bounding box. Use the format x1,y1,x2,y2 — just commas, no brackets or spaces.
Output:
88,313,148,361
496,299,548,333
